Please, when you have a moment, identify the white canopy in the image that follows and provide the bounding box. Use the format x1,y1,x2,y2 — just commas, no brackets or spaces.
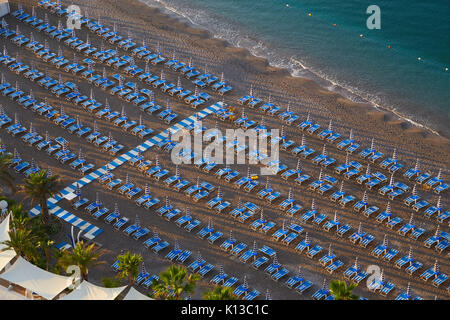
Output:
0,214,16,271
123,287,154,300
0,256,73,300
60,280,126,300
0,285,30,300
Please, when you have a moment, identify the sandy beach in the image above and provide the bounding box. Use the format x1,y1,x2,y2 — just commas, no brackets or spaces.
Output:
0,0,448,300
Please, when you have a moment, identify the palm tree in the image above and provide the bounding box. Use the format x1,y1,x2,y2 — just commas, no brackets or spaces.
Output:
203,285,237,300
152,265,200,300
117,251,143,287
1,228,37,260
21,170,62,225
36,239,55,271
57,241,106,280
0,153,14,193
329,280,359,300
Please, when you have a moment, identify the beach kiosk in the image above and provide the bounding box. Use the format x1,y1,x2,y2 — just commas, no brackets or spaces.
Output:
0,0,10,18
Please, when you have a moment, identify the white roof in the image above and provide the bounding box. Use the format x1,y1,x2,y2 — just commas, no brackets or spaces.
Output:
123,287,154,300
60,281,126,300
0,214,16,271
0,285,30,300
0,257,72,300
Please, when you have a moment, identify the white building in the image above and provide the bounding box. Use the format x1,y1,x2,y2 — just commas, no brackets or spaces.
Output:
0,0,10,18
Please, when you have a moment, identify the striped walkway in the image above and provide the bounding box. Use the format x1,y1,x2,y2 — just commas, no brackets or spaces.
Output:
29,102,223,239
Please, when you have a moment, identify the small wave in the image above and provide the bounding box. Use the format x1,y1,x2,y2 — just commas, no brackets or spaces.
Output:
139,0,443,137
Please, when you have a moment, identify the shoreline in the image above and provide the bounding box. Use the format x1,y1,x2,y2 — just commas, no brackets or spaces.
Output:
141,0,448,139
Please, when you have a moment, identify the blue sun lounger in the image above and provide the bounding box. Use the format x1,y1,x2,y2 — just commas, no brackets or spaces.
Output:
113,217,129,230
306,245,323,258
221,277,238,288
188,259,206,273
405,261,423,275
176,250,192,264
207,231,223,244
111,260,120,272
198,263,214,278
326,260,344,273
295,280,313,294
142,275,159,289
432,274,448,288
133,228,150,240
285,274,304,288
352,271,368,284
243,290,260,300
272,268,289,281
252,256,269,270
233,283,249,298
165,247,183,261
143,236,161,249
72,198,89,209
344,264,360,280
184,219,201,232
312,287,330,300
230,243,247,256
152,241,169,254
93,207,109,220
210,271,228,285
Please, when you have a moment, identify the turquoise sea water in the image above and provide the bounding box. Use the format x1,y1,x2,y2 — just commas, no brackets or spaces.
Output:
142,0,450,137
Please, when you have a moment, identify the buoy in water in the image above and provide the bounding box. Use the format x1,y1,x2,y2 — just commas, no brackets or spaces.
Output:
388,45,391,49
285,4,289,7
333,23,337,27
360,34,363,38
445,67,448,71
418,57,422,61
308,13,312,16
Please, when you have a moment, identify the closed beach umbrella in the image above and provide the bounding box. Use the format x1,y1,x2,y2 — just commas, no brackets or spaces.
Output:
139,115,143,127
357,222,363,235
345,153,350,166
436,168,442,181
436,196,442,211
297,266,303,279
362,190,368,206
125,173,129,184
433,259,439,275
73,53,78,64
242,276,248,291
333,211,339,224
296,159,302,173
406,282,411,298
413,158,420,173
379,269,385,285
93,120,98,133
282,219,286,232
408,212,414,226
217,186,222,199
370,138,375,151
185,207,191,218
208,217,213,230
46,167,52,177
280,125,285,140
229,230,234,242
144,183,149,195
108,132,113,143
265,177,270,190
304,232,310,245
328,120,333,131
153,227,158,239
260,209,265,223
196,250,202,262
288,188,293,201
29,122,34,133
322,144,327,157
353,257,359,270
365,163,371,176
407,247,413,262
311,198,316,211
14,113,18,124
165,196,170,208
273,253,279,267
392,148,397,162
318,168,323,182
389,174,394,187
382,234,388,248
411,184,418,197
247,166,250,178
434,225,440,237
385,202,391,216
134,215,141,227
15,25,20,36
121,105,126,117
306,112,310,122
175,165,180,178
238,198,242,209
96,192,101,206
140,262,146,275
328,244,333,256
339,181,345,193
